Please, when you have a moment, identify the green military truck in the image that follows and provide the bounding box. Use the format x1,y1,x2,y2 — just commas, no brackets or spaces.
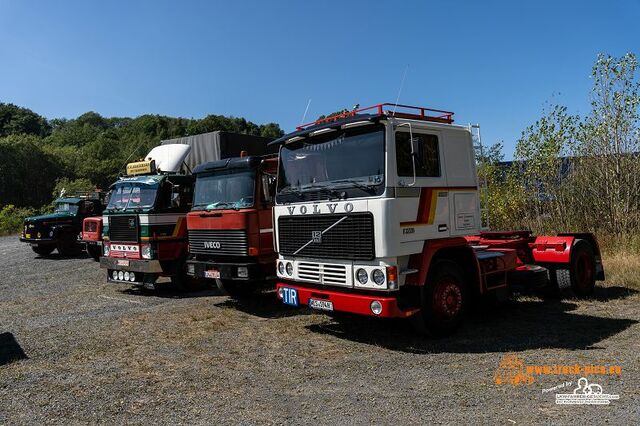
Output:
20,193,105,257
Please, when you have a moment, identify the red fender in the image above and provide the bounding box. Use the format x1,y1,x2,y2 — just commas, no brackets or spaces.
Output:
531,235,575,264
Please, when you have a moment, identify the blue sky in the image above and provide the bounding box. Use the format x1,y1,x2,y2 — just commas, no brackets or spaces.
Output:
0,0,638,157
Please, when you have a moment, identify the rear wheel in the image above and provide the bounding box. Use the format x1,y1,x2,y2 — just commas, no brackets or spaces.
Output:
216,279,257,298
562,239,596,298
31,245,55,256
412,260,468,337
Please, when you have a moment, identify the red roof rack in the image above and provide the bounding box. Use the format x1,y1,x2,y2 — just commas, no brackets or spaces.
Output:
296,103,454,131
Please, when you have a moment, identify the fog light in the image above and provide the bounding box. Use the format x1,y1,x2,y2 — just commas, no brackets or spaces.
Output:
370,300,383,315
237,266,249,278
129,272,136,282
187,263,195,275
112,270,118,280
286,262,293,276
372,269,385,285
49,230,54,237
37,232,41,238
124,272,130,281
356,268,368,284
118,271,124,280
278,261,285,275
278,287,284,299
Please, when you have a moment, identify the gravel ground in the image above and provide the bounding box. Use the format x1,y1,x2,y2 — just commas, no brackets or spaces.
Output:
0,235,638,425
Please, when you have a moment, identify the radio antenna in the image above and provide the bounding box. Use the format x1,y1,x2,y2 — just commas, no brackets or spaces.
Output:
300,98,312,125
392,64,409,116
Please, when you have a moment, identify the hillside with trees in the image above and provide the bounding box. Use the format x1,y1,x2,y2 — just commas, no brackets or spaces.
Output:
0,107,283,210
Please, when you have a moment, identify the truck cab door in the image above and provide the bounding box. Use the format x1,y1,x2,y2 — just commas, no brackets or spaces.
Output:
395,127,450,240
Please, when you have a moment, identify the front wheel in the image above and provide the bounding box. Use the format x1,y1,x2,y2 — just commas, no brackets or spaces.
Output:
412,260,468,337
86,245,101,262
216,279,257,298
31,245,55,256
56,233,82,256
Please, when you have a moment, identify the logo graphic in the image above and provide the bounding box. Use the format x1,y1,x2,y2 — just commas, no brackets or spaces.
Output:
555,377,619,405
494,354,534,385
293,216,347,255
128,218,136,228
312,231,322,243
203,241,221,249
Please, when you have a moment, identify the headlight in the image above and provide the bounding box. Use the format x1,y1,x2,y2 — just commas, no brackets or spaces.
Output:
123,272,130,281
372,269,385,285
141,244,152,259
49,230,54,237
237,266,249,278
118,271,124,280
356,268,368,284
278,262,285,275
103,244,110,256
286,262,293,276
112,270,118,280
129,272,136,282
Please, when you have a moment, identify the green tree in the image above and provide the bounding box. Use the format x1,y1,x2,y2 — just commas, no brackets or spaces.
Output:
0,103,51,137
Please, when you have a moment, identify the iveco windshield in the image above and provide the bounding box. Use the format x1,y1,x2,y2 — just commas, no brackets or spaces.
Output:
192,170,255,211
106,182,159,211
277,124,385,202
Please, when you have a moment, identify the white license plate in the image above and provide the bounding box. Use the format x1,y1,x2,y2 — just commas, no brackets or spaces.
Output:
117,259,129,267
205,269,220,279
309,298,333,311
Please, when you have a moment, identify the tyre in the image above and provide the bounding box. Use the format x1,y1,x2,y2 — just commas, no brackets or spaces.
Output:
56,233,82,256
556,239,596,298
215,279,257,298
86,245,102,262
31,245,55,256
412,260,468,337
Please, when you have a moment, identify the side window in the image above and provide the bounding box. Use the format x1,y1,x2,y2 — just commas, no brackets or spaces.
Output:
395,132,440,177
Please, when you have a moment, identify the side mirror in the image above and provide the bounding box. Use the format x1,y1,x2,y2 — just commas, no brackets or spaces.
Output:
261,174,274,203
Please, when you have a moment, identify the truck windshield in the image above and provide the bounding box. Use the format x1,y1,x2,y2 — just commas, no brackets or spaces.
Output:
106,182,159,211
276,124,385,202
54,202,79,215
192,170,255,210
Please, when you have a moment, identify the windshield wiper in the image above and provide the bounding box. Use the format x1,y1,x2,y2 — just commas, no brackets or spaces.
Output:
305,183,343,200
279,187,305,198
331,179,378,194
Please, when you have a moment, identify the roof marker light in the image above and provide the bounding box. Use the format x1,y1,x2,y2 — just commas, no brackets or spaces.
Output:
341,120,374,129
309,128,337,137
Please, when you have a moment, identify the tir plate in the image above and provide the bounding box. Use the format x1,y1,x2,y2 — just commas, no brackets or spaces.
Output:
204,269,220,279
281,287,298,307
309,298,334,312
116,259,129,267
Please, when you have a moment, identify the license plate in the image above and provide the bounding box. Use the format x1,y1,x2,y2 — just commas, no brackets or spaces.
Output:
309,298,333,311
281,287,298,306
117,259,129,267
29,243,38,247
205,269,220,279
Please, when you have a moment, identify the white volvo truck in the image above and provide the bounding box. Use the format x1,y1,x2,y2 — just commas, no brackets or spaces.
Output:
273,103,604,335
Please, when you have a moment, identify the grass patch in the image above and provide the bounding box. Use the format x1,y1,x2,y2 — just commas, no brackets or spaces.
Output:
601,251,640,290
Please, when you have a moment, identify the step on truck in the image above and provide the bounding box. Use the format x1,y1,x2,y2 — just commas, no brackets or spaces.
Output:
98,131,275,290
20,192,105,257
273,103,605,336
185,154,278,297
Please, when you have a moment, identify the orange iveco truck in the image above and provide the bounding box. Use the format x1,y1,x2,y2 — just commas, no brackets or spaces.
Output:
185,154,278,297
